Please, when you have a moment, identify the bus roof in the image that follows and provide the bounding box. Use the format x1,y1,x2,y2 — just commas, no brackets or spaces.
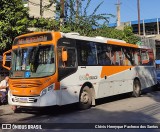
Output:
62,32,139,48
14,31,52,39
15,31,141,48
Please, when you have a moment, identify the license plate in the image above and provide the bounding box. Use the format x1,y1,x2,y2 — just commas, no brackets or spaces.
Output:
18,98,28,103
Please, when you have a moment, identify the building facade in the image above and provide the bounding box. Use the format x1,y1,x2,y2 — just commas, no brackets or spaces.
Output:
109,18,160,60
24,0,56,18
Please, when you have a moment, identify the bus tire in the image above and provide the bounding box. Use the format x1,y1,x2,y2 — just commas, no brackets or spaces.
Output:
132,79,141,97
79,86,92,110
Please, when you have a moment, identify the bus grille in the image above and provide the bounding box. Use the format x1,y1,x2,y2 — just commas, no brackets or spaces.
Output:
13,96,38,103
11,81,42,88
12,84,41,88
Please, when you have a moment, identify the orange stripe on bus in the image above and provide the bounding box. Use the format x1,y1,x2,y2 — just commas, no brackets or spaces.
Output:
107,40,138,48
54,82,60,90
101,66,133,78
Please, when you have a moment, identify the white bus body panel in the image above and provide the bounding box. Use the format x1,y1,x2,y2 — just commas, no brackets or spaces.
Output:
60,66,157,105
8,66,156,107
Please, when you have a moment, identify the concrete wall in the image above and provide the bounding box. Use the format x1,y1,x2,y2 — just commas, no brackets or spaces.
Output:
27,0,55,18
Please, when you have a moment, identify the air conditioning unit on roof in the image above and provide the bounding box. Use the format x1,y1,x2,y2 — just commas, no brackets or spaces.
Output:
95,36,107,39
66,32,80,36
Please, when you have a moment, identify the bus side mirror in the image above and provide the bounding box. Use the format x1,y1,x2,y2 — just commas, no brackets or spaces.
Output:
3,50,11,70
62,49,68,62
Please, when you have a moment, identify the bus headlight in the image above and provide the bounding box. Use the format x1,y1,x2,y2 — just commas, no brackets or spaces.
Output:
40,89,47,96
40,84,54,96
48,84,54,91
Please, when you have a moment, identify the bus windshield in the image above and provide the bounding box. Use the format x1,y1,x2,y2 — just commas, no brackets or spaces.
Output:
10,45,55,78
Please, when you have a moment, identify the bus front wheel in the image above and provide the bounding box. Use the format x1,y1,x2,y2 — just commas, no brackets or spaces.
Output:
79,86,92,110
132,79,141,97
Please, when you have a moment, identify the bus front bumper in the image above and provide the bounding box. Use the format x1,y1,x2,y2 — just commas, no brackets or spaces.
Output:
8,90,60,107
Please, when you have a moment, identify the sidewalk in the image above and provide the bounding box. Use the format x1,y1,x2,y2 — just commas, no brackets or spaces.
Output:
0,104,13,116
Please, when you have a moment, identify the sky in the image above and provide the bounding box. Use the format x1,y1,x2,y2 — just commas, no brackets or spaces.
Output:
83,0,160,24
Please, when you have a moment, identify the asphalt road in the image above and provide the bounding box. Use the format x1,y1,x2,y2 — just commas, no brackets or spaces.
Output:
0,88,160,132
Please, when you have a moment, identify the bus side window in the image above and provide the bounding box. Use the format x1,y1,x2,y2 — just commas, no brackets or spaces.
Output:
141,49,149,65
141,49,154,66
122,47,134,66
66,49,76,67
77,40,97,66
110,46,121,66
97,44,111,66
58,49,64,67
148,49,154,66
133,50,140,65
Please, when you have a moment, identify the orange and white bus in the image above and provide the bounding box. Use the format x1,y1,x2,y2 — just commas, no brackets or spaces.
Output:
3,32,157,112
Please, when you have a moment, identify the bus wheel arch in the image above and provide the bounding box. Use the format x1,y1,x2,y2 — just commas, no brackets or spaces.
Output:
79,82,95,110
132,78,141,97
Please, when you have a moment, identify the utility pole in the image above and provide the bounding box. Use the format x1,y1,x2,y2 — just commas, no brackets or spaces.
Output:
76,0,79,22
137,0,141,35
60,0,65,26
40,0,43,17
116,0,121,27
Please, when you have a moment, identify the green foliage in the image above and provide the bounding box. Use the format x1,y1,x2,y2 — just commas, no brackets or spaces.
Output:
59,0,139,44
123,26,140,44
29,18,59,31
0,0,30,50
0,0,139,52
88,25,139,44
60,0,114,32
62,24,139,44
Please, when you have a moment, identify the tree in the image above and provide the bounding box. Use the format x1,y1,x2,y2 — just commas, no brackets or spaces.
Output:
58,0,139,44
91,25,140,44
29,0,114,34
29,0,139,44
29,17,59,31
60,0,114,35
0,0,138,51
123,26,140,44
0,0,29,51
28,0,59,31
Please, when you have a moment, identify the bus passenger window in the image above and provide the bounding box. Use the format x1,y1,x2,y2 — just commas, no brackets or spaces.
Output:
87,53,96,65
109,46,122,66
122,47,134,66
98,52,111,65
110,51,115,65
141,49,154,66
133,50,140,65
97,45,112,66
66,49,76,67
58,49,64,67
77,40,97,66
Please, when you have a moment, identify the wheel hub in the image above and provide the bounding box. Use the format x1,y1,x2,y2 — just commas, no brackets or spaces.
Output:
81,92,89,103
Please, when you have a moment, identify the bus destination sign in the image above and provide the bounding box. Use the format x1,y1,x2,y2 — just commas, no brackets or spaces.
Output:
13,33,52,45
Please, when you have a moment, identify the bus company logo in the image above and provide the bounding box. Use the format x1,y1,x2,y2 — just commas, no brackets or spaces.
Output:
79,73,98,81
21,84,28,88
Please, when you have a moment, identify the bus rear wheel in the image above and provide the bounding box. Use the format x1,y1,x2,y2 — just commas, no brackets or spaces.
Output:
79,86,92,110
132,79,141,97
